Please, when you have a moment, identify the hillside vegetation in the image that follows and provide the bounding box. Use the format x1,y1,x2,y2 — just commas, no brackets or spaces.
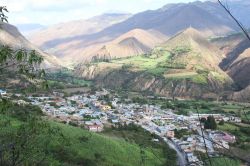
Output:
76,28,233,99
0,99,175,166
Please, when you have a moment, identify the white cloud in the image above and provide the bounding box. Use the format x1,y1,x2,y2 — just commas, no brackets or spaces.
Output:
2,0,197,25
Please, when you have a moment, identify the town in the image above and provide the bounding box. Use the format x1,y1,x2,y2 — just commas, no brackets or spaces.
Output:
1,89,242,165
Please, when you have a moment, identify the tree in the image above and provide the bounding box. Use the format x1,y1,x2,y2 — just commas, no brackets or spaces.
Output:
0,99,66,165
218,120,225,125
0,46,44,77
0,6,48,88
204,116,217,130
0,46,48,89
0,6,8,23
0,7,47,88
200,117,207,123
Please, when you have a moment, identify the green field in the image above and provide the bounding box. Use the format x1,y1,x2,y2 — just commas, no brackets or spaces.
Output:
101,124,176,166
87,46,227,84
50,122,169,166
47,69,92,89
209,157,240,166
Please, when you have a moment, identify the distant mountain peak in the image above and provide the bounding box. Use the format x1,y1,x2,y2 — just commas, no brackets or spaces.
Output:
181,27,203,37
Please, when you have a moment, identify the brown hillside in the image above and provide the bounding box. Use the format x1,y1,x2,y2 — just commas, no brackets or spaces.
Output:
78,29,167,62
0,23,62,68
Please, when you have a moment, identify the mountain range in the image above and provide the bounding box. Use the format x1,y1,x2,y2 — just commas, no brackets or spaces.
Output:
15,23,46,36
28,0,250,64
2,0,250,101
75,27,233,99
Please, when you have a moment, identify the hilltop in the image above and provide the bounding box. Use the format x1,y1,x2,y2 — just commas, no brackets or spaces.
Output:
80,28,167,62
28,13,131,64
28,1,250,64
75,27,233,99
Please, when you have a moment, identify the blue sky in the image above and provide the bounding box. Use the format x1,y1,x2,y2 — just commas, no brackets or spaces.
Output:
2,0,204,25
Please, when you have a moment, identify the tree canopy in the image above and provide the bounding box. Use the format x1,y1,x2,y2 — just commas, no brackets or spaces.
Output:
0,46,45,79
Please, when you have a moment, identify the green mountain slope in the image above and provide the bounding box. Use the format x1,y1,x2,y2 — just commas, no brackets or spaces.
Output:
75,28,233,99
0,99,174,166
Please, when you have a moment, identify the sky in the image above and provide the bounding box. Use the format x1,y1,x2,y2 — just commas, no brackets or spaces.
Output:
1,0,201,26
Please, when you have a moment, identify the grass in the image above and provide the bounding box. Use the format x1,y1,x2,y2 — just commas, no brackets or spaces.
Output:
164,71,198,79
191,74,208,84
210,71,228,83
47,69,92,88
51,122,167,166
218,123,239,132
101,124,176,166
209,157,240,166
0,99,172,166
112,53,171,71
84,43,229,88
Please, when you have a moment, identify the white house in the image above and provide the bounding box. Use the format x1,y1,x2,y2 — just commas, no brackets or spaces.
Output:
0,89,7,96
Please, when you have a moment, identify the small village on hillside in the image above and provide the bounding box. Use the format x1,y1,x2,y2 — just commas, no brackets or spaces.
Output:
0,88,242,165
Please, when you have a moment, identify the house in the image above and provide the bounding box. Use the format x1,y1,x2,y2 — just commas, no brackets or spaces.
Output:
228,116,241,123
85,120,104,132
209,131,236,143
214,140,229,149
17,100,28,105
101,105,111,112
87,124,103,132
111,119,119,124
186,152,199,163
195,143,206,153
166,130,175,138
0,89,7,96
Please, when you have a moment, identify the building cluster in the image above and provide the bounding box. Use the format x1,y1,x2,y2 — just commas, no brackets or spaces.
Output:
21,90,241,166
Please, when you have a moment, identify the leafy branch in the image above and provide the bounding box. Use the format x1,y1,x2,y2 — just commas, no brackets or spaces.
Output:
0,6,8,23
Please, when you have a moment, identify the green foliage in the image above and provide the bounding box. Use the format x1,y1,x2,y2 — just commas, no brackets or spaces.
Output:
0,99,171,166
192,74,208,84
0,99,65,165
49,102,60,108
171,46,191,57
0,46,46,82
104,123,177,166
239,127,250,135
47,69,91,88
132,97,148,104
0,99,43,121
47,80,66,89
218,120,225,125
163,61,187,69
121,63,133,70
100,94,110,101
204,116,217,130
0,6,8,23
209,157,240,166
174,129,192,139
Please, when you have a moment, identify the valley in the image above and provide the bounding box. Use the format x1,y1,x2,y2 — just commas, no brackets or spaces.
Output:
1,0,250,165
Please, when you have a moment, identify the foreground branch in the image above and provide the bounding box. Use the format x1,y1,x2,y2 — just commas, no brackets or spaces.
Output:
218,0,250,41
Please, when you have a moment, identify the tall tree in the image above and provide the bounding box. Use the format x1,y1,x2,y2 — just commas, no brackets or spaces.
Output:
204,116,217,130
